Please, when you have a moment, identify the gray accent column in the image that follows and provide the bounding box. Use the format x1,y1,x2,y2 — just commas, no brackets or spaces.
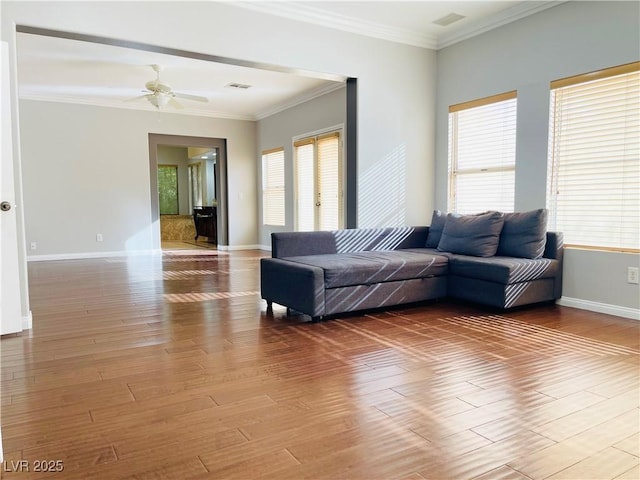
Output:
346,77,357,228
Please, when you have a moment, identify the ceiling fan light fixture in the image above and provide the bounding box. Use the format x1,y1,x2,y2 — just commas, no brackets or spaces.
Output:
148,93,171,109
125,65,208,109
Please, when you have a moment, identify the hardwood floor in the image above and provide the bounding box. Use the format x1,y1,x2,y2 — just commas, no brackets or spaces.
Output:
1,249,638,479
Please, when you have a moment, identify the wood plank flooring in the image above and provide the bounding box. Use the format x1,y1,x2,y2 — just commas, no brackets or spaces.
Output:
1,248,638,479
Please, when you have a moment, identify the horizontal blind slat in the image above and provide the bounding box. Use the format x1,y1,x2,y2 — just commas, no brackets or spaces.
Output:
548,67,639,250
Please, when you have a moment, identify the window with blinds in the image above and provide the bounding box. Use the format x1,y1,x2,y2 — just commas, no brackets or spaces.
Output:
547,62,639,252
188,162,202,210
448,91,517,214
294,131,342,231
261,148,285,226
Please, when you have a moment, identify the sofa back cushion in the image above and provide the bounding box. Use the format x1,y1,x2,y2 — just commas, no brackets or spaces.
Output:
425,210,446,248
497,209,548,259
437,211,505,257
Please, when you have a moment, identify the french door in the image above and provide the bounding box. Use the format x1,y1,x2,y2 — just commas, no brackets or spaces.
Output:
294,130,343,231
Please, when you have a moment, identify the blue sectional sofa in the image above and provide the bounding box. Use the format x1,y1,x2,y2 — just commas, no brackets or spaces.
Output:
260,209,564,321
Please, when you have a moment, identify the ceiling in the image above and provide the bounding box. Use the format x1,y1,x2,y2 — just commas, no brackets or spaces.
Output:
15,1,561,120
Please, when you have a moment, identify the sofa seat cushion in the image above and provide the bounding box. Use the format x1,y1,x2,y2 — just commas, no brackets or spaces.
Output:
448,255,559,285
284,250,449,288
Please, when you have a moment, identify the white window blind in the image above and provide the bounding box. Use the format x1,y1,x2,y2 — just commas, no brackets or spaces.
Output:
261,148,285,226
188,162,202,210
317,133,341,231
295,141,315,231
294,131,342,231
448,91,517,214
547,62,639,252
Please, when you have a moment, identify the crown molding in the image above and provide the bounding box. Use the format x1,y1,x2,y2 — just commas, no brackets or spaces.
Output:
19,94,257,121
233,1,566,51
233,1,439,49
20,85,348,122
255,81,346,120
437,1,566,49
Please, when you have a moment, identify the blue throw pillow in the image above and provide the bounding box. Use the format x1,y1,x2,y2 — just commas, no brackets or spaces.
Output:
497,209,548,259
425,210,446,248
437,211,505,257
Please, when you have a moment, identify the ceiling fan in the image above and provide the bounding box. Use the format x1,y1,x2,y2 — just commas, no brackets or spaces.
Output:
127,64,208,109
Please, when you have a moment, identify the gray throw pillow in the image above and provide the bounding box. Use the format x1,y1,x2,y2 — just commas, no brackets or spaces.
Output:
497,209,548,259
425,210,446,248
437,211,505,257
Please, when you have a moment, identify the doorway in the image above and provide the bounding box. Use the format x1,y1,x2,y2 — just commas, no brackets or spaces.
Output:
149,133,228,251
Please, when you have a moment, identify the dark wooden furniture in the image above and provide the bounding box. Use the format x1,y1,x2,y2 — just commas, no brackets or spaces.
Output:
193,206,217,243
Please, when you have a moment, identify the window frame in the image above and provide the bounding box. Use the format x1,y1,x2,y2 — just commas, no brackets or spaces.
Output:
261,147,286,227
447,90,518,214
158,164,179,215
293,128,344,232
546,61,639,253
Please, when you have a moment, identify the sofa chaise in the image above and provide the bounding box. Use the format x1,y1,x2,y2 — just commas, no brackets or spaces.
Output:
260,209,563,321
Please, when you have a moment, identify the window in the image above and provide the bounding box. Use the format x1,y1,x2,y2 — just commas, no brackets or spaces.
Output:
158,164,178,215
188,162,202,209
448,91,517,213
547,62,639,251
262,148,285,226
294,131,343,231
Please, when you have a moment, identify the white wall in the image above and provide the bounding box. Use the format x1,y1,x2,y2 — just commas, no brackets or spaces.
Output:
19,100,256,257
435,1,640,317
2,0,437,230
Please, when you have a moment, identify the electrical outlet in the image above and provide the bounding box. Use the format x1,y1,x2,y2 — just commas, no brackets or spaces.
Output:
96,233,103,242
30,242,37,251
628,267,639,284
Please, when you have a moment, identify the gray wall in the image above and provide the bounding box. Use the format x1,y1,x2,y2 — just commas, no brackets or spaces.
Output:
435,1,640,314
256,86,346,247
19,100,256,256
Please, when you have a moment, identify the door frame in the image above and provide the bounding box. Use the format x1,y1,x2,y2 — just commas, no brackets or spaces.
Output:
148,133,228,248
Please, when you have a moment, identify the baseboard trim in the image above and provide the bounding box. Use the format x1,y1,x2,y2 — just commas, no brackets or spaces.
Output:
22,311,33,330
558,296,640,321
217,244,263,251
27,245,270,260
27,250,160,262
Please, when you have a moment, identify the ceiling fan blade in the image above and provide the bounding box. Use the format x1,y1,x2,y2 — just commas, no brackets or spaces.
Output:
174,92,208,103
124,94,149,103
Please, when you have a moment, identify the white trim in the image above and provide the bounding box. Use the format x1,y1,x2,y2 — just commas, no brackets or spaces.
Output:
27,249,161,262
233,1,437,49
217,244,263,251
19,94,256,121
22,83,346,122
558,296,640,321
292,123,345,143
255,83,345,120
437,2,565,49
233,1,564,50
259,244,271,251
22,311,32,330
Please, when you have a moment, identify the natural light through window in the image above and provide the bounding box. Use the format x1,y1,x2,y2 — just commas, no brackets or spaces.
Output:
547,62,639,252
448,91,517,214
294,130,343,231
262,148,285,226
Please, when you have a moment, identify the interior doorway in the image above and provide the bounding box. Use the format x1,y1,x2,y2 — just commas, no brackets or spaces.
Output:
148,133,228,251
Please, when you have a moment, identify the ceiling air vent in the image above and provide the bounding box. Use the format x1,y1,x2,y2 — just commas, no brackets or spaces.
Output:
432,13,466,27
225,82,252,89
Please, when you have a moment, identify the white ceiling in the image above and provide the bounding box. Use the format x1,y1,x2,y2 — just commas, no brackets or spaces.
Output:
15,1,561,120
